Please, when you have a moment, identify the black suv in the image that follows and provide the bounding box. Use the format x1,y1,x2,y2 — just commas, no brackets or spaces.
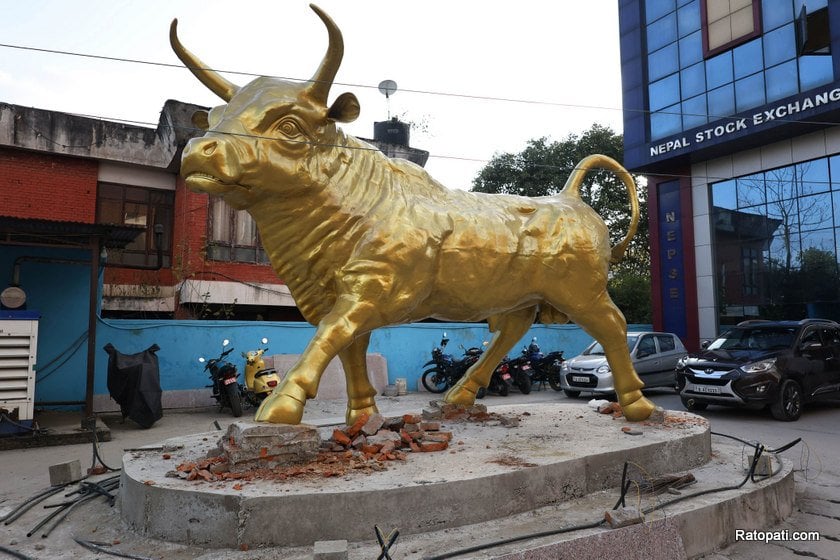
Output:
675,319,840,421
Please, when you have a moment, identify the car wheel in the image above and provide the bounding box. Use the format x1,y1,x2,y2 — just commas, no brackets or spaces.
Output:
563,389,581,399
770,379,802,421
680,397,708,412
476,387,487,399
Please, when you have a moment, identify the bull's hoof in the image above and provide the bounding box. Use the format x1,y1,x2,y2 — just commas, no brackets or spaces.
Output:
254,392,305,424
619,392,655,422
346,398,379,425
443,382,479,407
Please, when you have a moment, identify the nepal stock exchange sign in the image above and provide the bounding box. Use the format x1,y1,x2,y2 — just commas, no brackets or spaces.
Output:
650,87,840,158
658,180,686,339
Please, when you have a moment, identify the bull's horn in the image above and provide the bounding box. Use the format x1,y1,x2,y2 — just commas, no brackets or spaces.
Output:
170,19,239,102
307,4,343,104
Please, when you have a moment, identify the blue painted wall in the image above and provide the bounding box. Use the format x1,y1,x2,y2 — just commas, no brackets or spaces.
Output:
1,245,94,405
93,319,653,399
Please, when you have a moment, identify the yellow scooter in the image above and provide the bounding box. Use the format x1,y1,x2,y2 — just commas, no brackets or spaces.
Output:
242,337,281,407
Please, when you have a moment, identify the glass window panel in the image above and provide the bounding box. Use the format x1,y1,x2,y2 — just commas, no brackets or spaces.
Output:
798,193,834,231
678,0,694,5
735,72,766,112
680,62,706,98
730,5,756,38
646,0,677,24
124,187,148,203
98,183,123,199
708,83,735,118
799,56,834,92
762,0,794,32
733,38,763,79
682,94,708,129
123,203,148,227
209,199,231,242
98,200,122,225
794,0,827,12
712,179,737,210
765,60,799,102
649,44,680,82
796,159,830,196
706,51,734,89
234,210,257,246
830,155,840,188
766,165,797,202
800,229,835,259
651,103,683,139
737,173,765,208
647,12,678,52
769,231,801,269
649,73,681,111
679,30,703,66
677,0,700,37
763,23,796,67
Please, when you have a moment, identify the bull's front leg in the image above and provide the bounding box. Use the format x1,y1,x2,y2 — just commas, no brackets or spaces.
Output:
255,295,377,424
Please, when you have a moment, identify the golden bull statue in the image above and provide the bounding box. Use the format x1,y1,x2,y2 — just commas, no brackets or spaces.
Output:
170,4,655,425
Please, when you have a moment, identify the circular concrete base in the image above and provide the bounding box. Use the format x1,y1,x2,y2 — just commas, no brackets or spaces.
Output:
120,403,711,548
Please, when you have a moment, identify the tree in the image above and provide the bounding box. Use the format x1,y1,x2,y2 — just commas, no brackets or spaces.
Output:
471,124,651,323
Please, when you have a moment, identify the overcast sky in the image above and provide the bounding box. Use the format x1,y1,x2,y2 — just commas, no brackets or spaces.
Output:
0,0,624,190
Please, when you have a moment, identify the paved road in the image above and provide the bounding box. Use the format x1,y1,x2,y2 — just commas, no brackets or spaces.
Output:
641,389,840,560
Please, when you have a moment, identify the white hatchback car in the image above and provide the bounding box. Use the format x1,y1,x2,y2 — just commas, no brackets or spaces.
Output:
560,332,687,398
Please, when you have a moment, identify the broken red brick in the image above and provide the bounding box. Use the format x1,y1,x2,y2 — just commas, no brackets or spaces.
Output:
332,429,352,447
402,413,421,424
419,421,441,431
346,413,370,437
423,431,453,443
419,440,449,452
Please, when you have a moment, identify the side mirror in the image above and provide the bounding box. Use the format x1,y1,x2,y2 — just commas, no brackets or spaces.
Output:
261,337,269,344
198,357,206,363
222,339,230,347
701,340,711,349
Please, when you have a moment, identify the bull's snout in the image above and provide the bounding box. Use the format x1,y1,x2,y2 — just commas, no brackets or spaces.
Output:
181,136,244,187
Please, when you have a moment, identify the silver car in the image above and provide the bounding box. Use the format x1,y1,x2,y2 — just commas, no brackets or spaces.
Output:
560,332,687,398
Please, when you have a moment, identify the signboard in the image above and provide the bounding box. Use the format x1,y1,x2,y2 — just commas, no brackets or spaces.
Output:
658,180,686,339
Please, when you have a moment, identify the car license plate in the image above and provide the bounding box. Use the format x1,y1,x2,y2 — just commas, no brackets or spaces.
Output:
695,385,720,394
521,365,531,371
502,373,511,380
223,377,237,385
572,376,589,383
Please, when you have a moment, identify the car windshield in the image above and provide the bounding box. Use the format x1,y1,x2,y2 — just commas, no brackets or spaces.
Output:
584,335,638,356
707,327,796,351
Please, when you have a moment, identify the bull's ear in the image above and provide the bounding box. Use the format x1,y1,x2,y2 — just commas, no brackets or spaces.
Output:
191,110,210,130
327,92,360,123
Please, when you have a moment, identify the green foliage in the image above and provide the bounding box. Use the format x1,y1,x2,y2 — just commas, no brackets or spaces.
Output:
471,124,652,317
608,272,652,324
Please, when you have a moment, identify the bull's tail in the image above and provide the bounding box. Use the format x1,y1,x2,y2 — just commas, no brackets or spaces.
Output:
560,154,639,264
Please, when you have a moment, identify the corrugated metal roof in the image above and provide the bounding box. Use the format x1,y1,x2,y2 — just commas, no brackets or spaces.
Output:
0,216,144,248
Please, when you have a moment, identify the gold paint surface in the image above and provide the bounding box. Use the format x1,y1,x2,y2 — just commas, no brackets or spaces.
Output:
171,4,655,425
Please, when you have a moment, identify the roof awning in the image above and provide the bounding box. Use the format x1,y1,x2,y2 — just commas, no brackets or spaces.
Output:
0,216,144,249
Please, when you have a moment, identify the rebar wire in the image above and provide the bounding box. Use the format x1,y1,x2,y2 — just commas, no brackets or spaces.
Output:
73,538,156,560
1,485,67,525
0,544,37,560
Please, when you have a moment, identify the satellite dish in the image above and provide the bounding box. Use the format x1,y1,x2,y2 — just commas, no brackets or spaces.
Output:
378,79,398,98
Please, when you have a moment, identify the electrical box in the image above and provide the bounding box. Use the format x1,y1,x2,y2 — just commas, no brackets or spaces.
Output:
0,317,39,431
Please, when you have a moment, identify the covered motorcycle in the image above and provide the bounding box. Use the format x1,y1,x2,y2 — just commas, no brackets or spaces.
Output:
103,343,163,429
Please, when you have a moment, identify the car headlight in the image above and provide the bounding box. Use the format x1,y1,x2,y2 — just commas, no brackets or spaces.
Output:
676,356,688,369
741,358,776,374
596,364,611,374
560,361,570,372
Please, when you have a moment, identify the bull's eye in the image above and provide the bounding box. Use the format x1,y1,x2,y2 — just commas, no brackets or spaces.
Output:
274,118,303,139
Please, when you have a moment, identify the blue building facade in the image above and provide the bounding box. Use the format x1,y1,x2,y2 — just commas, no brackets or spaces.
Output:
620,0,840,345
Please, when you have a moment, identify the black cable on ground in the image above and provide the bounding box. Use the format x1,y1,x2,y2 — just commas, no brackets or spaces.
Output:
86,416,120,472
73,538,154,560
1,485,67,525
0,544,36,560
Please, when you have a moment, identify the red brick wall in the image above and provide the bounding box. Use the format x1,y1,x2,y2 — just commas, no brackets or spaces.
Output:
0,147,97,223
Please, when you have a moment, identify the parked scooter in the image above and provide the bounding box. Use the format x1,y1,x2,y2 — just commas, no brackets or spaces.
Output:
242,337,281,407
522,337,565,391
199,339,243,417
421,333,483,393
476,356,513,399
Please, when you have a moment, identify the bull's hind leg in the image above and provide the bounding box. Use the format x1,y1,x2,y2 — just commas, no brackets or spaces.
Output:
567,292,655,421
444,306,538,406
338,332,379,425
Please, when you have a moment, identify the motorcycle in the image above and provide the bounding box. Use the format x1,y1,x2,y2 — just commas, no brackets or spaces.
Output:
521,337,565,391
421,333,483,393
503,351,534,395
199,339,244,417
476,356,513,399
242,337,281,407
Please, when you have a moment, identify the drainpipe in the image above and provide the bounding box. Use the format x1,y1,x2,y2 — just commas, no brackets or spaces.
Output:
84,236,100,420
